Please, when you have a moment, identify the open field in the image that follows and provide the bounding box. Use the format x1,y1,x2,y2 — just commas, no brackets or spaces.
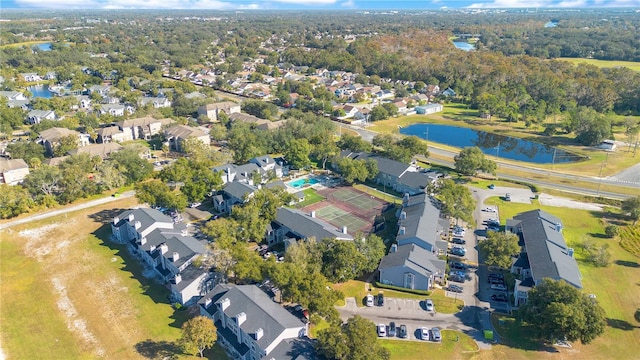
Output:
0,198,228,359
483,197,640,359
558,57,640,72
380,330,479,360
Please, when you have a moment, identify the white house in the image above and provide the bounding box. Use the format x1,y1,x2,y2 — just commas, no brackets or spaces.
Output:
0,158,30,185
27,110,56,125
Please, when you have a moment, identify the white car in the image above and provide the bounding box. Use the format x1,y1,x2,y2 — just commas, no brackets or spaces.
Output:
420,327,430,341
491,284,507,291
189,202,201,208
425,299,434,312
483,207,497,212
377,324,387,337
366,294,375,307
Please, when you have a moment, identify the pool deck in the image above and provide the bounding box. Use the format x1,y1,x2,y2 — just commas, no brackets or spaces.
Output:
285,174,340,193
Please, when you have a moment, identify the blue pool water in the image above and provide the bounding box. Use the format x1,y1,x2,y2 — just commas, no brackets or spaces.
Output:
288,177,320,188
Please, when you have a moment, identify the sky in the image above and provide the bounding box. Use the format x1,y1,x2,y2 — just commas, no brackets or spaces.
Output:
1,0,639,10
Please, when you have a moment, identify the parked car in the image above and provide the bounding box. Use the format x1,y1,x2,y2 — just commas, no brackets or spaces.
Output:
189,202,202,208
489,278,505,285
505,193,511,201
451,261,466,270
399,324,408,338
488,184,495,189
420,327,430,341
452,238,466,245
430,327,442,342
449,274,465,283
448,284,463,293
491,294,509,302
425,299,434,312
388,322,397,337
377,324,387,337
483,206,497,212
366,294,374,307
377,293,384,307
450,247,466,257
452,231,465,238
491,284,508,291
488,273,505,279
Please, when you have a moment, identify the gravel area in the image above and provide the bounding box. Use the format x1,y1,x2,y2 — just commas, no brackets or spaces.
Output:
538,193,604,211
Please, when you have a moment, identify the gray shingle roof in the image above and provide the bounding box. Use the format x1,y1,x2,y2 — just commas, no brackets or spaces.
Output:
0,158,28,172
513,209,582,289
378,244,445,275
275,207,353,241
345,152,410,178
223,181,258,201
397,193,444,251
199,284,306,351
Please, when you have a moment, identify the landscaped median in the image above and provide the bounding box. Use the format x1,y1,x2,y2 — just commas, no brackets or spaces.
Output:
332,280,464,314
379,329,479,360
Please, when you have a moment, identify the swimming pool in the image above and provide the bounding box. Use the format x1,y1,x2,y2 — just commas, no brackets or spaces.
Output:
287,177,320,188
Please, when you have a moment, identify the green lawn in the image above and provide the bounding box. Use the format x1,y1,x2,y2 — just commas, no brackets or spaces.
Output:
353,183,403,204
380,330,478,360
482,199,640,359
332,280,463,314
558,57,640,72
296,188,325,207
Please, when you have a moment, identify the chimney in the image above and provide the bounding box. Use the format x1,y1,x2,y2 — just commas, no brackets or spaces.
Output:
174,274,182,284
390,244,398,253
400,211,407,220
172,251,179,262
113,216,120,225
134,221,141,230
255,328,264,340
555,222,563,232
236,312,247,326
310,211,316,218
342,226,348,234
399,226,406,235
160,243,169,255
139,237,147,245
567,248,574,257
219,297,230,311
128,213,135,222
204,297,212,308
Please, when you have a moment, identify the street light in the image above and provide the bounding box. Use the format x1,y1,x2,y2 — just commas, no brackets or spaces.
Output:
596,152,609,197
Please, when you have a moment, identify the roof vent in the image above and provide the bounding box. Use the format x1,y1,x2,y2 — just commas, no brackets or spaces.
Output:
219,297,230,311
255,328,264,340
567,248,574,258
236,312,247,325
390,244,398,253
399,226,406,235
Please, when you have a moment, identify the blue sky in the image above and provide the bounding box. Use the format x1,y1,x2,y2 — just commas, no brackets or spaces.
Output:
1,0,639,10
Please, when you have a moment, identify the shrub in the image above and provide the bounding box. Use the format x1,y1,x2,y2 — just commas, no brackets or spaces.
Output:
373,282,432,296
605,225,620,238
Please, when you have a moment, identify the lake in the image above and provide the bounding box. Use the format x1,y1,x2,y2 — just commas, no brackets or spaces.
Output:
28,85,54,99
400,123,584,164
35,43,52,51
453,42,475,51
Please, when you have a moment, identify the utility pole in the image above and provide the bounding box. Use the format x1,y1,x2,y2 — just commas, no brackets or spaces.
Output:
596,152,609,197
424,127,429,148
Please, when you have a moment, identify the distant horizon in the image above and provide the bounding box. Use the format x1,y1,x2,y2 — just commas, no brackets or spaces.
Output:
1,0,639,11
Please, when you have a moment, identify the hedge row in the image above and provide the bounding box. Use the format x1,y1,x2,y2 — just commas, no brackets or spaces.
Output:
373,282,432,296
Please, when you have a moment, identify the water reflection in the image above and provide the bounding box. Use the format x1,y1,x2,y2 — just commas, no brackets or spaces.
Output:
400,123,583,164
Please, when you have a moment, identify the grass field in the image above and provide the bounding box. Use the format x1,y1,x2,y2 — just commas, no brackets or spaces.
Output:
380,330,479,360
483,196,640,359
558,57,640,72
0,198,228,360
296,188,325,207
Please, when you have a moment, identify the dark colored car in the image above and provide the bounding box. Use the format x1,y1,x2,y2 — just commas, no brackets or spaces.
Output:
450,248,466,257
452,238,466,245
489,278,505,285
399,324,408,338
451,262,466,270
491,294,509,302
488,184,495,189
449,274,464,283
377,293,384,306
488,273,504,279
388,322,397,337
448,285,463,293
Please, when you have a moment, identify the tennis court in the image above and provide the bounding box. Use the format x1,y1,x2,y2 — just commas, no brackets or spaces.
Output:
330,188,384,212
314,204,369,233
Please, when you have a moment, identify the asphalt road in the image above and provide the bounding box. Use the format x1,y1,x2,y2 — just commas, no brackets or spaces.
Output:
0,191,136,231
344,124,638,200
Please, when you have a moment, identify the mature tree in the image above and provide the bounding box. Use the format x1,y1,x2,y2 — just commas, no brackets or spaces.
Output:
334,157,370,184
478,231,520,269
5,141,45,163
316,315,390,360
573,107,611,146
337,134,372,153
454,146,497,176
372,134,395,150
621,196,640,225
320,239,366,283
354,233,386,274
94,161,126,190
179,316,217,358
22,164,61,200
135,180,187,210
398,136,429,158
0,184,35,219
369,105,389,121
285,138,312,170
111,148,154,184
53,134,79,157
437,179,476,225
520,279,606,344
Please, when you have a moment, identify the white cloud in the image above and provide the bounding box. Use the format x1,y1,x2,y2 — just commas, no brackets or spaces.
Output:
270,0,338,3
341,0,356,7
554,0,587,7
468,0,553,8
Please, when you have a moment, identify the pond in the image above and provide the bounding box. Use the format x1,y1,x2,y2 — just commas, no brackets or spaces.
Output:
453,42,475,51
28,85,54,99
399,123,584,164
